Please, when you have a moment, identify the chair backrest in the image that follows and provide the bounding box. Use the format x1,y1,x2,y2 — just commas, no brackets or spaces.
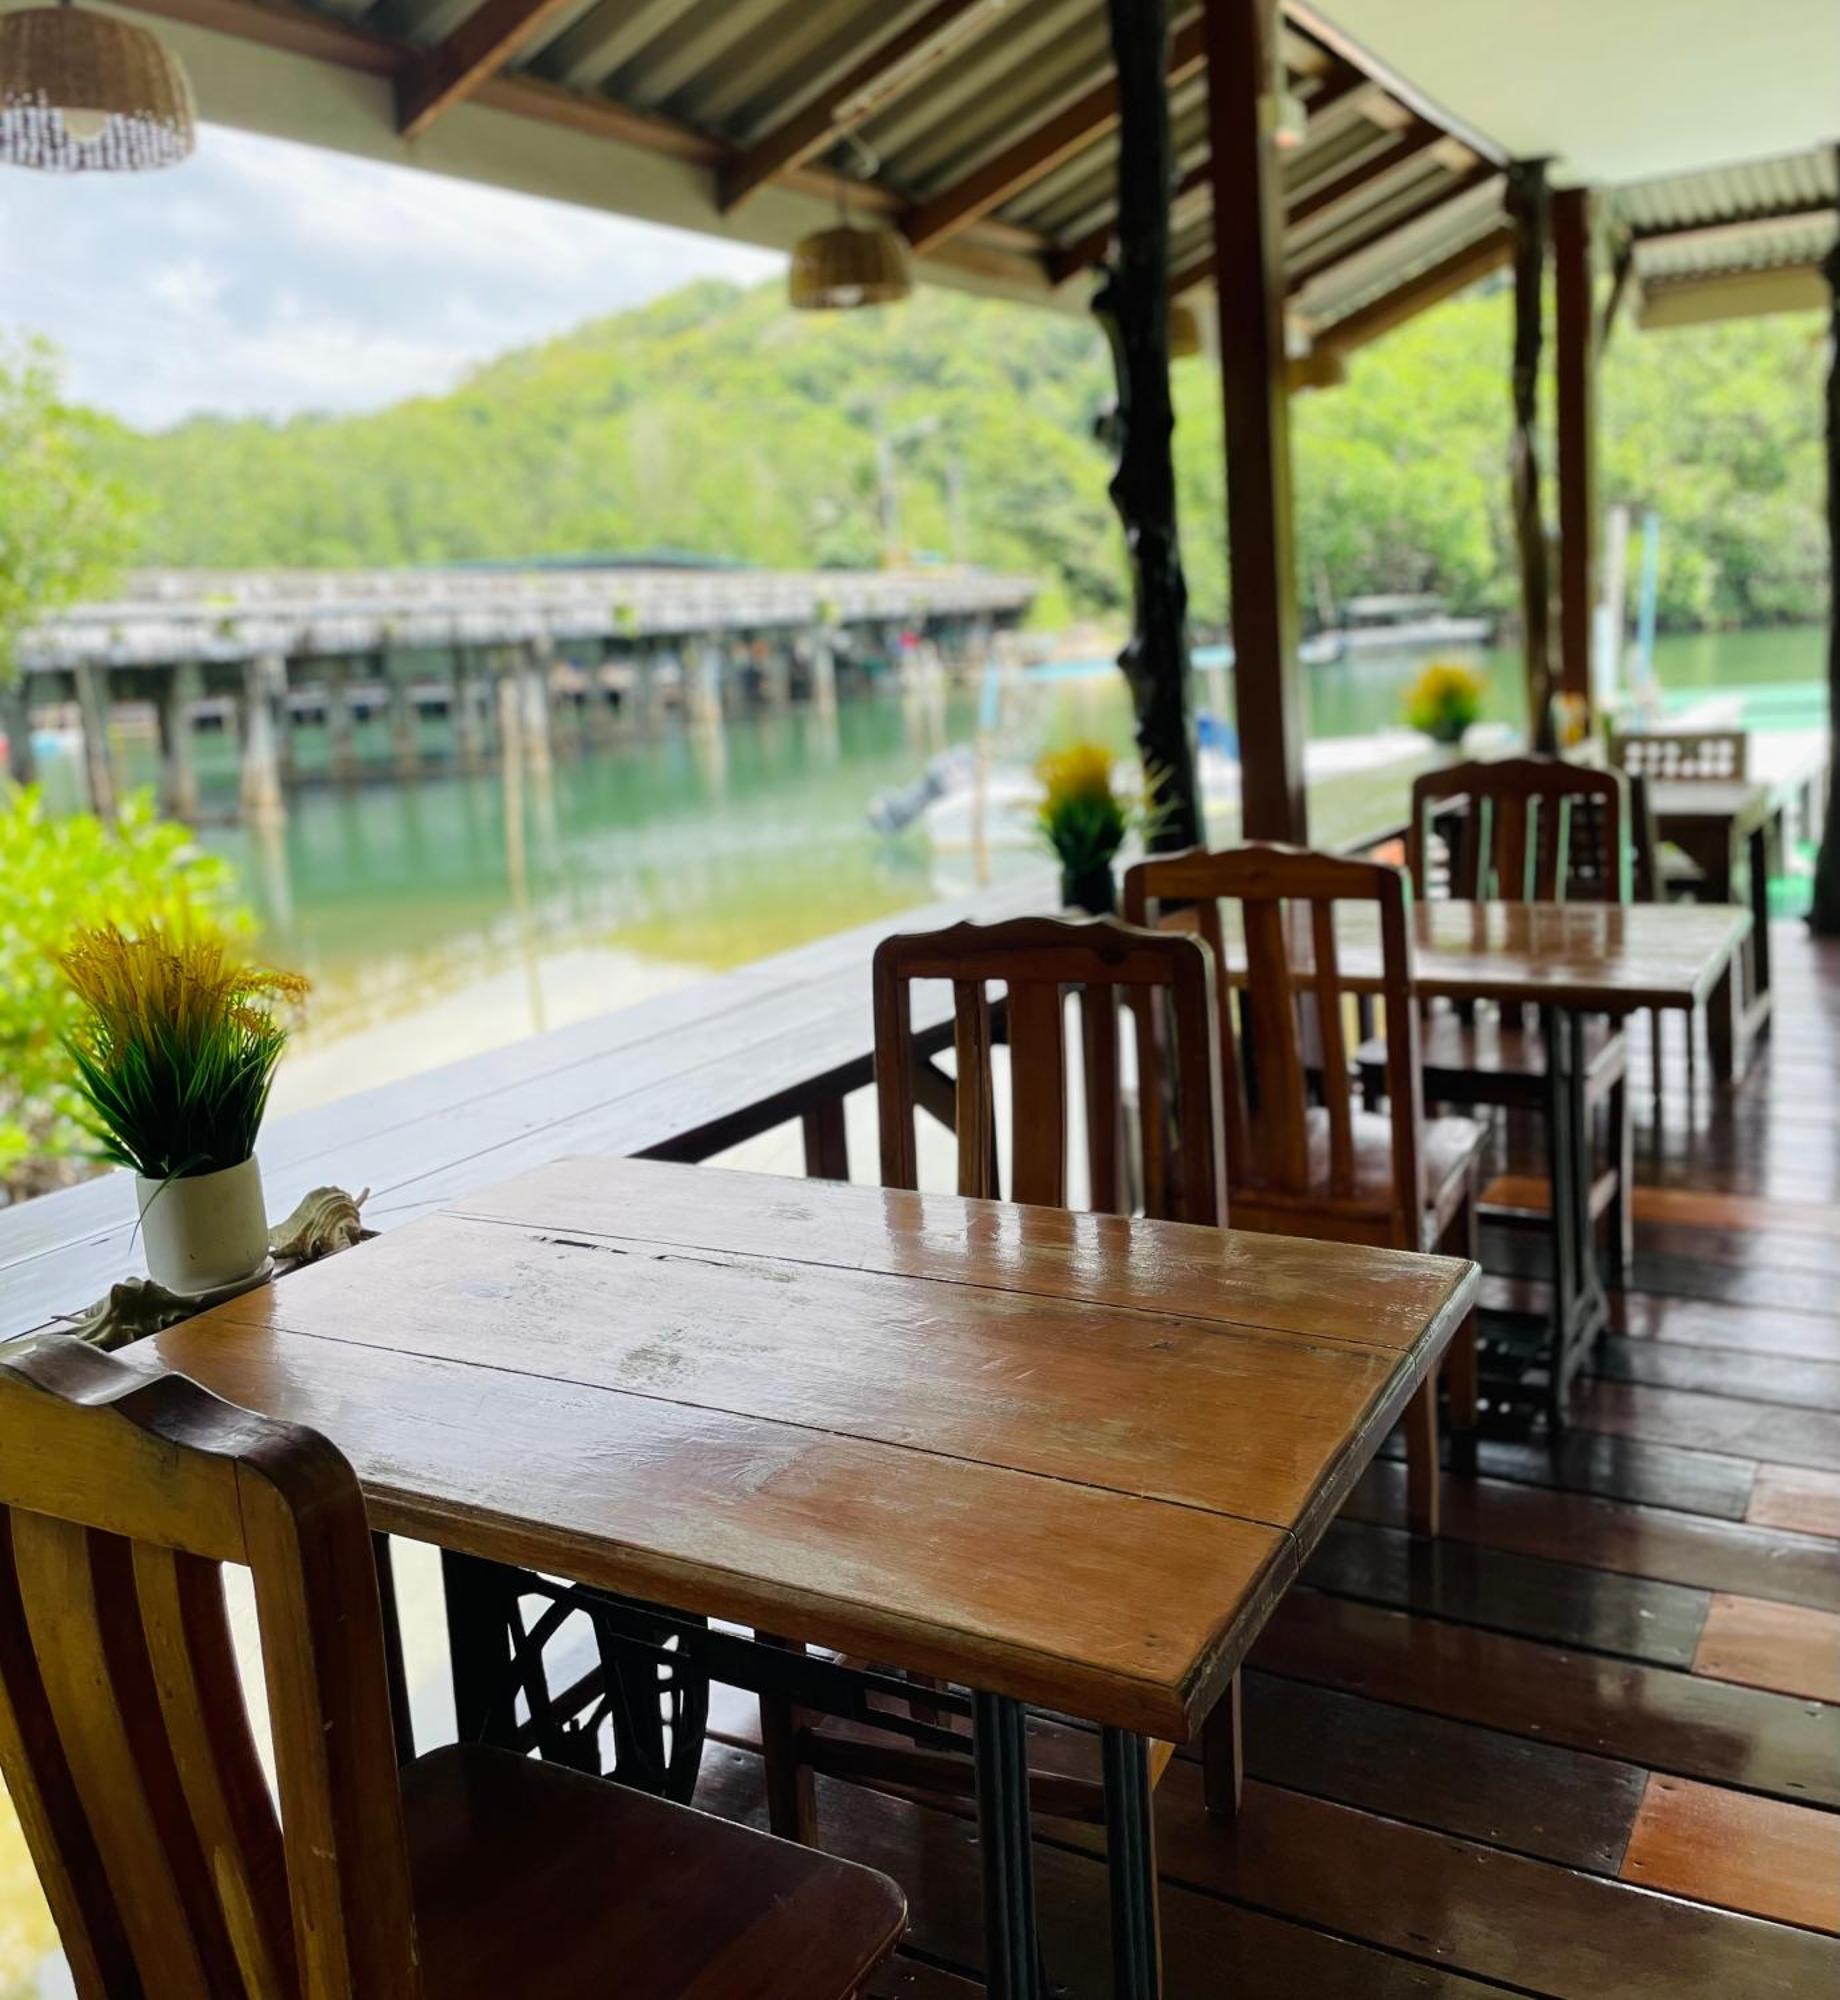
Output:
0,1339,419,2000
1612,728,1747,784
1408,756,1627,904
1124,845,1425,1241
873,914,1226,1226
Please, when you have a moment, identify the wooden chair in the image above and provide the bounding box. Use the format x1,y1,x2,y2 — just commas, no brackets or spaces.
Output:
1357,757,1635,1286
875,913,1227,1226
757,917,1236,1843
0,1338,906,2000
1123,844,1482,1538
1611,728,1743,905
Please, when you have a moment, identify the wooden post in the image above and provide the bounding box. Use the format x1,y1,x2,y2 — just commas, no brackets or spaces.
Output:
387,655,420,779
1507,159,1557,751
2,675,36,786
240,657,286,828
1202,0,1305,843
1553,187,1598,718
452,655,487,772
1094,0,1204,850
158,660,201,821
1808,218,1840,936
73,663,117,822
326,659,360,783
520,638,554,774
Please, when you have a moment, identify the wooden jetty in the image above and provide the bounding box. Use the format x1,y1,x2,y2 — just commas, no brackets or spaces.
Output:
5,562,1035,821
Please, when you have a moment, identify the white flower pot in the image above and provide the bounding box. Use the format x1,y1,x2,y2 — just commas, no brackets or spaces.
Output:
135,1156,269,1298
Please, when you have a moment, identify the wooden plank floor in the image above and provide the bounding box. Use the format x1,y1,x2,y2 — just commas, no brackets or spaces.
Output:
693,924,1840,1998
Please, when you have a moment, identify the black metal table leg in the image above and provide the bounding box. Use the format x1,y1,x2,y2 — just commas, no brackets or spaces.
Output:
973,1692,1043,2000
1539,1003,1579,1432
1102,1728,1163,1999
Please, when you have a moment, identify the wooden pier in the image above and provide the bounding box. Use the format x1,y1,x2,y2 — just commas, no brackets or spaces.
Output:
4,562,1034,820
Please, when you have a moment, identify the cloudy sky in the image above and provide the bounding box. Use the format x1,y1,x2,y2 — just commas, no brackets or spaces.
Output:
1,122,784,432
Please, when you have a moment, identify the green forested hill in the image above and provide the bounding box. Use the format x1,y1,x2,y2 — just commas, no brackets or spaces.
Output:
106,276,1829,634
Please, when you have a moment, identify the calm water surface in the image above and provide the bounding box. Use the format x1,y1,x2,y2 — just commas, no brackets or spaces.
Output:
164,622,1824,1107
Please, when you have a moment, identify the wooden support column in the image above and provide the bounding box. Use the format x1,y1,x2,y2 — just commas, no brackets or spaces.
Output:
1553,187,1599,717
1203,0,1306,843
326,659,360,783
1094,0,1204,850
520,638,555,774
240,656,286,829
2,676,36,787
158,660,201,821
1507,159,1557,751
73,663,117,822
1808,215,1840,936
453,656,487,772
387,656,420,779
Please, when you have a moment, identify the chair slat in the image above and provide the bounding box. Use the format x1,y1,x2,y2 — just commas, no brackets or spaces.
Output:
952,979,997,1201
1311,900,1355,1199
1240,899,1309,1194
9,1511,218,1997
133,1543,297,1997
1194,897,1250,1188
1079,984,1125,1213
1006,980,1068,1209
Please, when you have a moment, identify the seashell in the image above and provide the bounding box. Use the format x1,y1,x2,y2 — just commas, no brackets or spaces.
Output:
268,1184,370,1264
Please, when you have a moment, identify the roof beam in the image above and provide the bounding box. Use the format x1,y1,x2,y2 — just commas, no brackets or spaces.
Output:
397,0,583,139
1287,160,1498,289
1313,224,1515,357
1283,0,1507,167
903,13,1207,255
719,0,1001,213
1047,70,1392,282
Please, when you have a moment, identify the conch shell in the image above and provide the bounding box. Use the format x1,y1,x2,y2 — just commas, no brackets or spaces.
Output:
268,1185,369,1264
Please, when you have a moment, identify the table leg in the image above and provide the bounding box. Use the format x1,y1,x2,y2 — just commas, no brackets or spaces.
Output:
800,1097,850,1182
1102,1728,1164,2000
973,1692,1044,2000
1748,818,1774,1030
1541,1004,1578,1432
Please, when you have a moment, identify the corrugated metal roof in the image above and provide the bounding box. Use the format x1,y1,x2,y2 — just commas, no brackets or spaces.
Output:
321,0,1504,302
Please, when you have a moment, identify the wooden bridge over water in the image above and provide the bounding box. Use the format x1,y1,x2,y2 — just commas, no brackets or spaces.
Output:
4,562,1035,823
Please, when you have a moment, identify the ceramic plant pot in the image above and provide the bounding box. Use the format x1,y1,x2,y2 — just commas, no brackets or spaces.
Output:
1061,860,1118,916
135,1155,269,1297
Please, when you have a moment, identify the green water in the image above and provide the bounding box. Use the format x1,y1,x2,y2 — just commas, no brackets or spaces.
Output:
48,621,1826,1092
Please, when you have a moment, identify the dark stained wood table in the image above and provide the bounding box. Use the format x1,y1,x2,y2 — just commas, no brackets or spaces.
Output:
146,1155,1478,2000
1219,899,1752,1427
1647,777,1779,1080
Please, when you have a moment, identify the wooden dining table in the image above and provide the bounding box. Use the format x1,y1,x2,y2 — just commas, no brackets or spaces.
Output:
1216,897,1752,1428
141,1154,1478,2000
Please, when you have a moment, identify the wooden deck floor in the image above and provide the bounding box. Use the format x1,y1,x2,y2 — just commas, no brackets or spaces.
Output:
695,923,1840,1999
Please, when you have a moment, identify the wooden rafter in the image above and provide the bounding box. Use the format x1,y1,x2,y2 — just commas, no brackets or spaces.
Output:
903,13,1208,255
1285,0,1507,167
1287,160,1498,289
720,0,1001,213
397,0,583,140
1046,65,1374,282
1305,224,1514,356
109,0,1052,272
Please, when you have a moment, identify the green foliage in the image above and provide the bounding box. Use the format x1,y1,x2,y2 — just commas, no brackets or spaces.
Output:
1403,659,1488,744
60,925,306,1183
0,791,247,1198
1035,742,1131,874
0,338,141,686
94,278,1827,638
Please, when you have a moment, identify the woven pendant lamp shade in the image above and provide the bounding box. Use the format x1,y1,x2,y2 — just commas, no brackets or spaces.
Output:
0,1,195,172
788,223,911,311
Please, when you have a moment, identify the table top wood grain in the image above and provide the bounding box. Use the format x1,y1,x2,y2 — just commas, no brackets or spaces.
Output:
146,1158,1477,1741
1217,899,1750,1013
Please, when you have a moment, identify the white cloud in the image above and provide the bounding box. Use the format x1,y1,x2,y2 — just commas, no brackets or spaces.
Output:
0,122,784,428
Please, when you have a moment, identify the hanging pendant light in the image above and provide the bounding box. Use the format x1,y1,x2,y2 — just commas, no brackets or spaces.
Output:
789,134,911,312
0,0,195,173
